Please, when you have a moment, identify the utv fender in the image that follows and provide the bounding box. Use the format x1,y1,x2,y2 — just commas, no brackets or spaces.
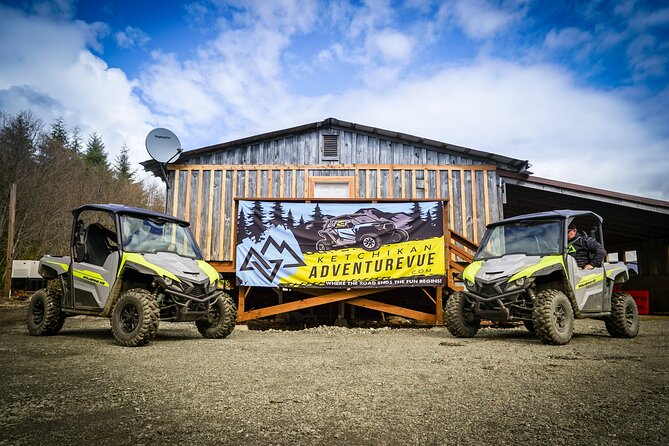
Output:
606,266,629,284
101,260,161,317
38,257,70,279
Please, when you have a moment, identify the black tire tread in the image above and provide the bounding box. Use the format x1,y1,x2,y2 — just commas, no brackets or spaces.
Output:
605,292,640,338
444,291,480,338
533,288,574,345
196,293,237,339
110,288,159,347
27,288,66,336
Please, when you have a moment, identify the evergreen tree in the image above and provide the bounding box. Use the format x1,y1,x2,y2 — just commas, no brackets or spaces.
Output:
237,208,250,240
248,200,265,242
310,203,324,223
69,126,82,153
287,209,295,229
411,201,423,221
269,201,285,227
84,132,108,168
50,117,68,147
114,143,135,180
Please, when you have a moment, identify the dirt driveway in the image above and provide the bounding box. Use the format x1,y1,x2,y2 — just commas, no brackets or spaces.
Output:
1,303,668,446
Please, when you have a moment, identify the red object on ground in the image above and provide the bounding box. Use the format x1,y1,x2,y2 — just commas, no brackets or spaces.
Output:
625,290,650,315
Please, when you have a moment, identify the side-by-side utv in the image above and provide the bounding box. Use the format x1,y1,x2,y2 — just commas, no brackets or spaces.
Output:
27,204,236,346
445,210,639,345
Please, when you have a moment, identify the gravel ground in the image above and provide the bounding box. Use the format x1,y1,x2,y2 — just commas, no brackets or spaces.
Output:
1,302,668,446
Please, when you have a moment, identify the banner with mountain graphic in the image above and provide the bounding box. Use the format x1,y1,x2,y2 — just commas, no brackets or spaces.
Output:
236,200,446,288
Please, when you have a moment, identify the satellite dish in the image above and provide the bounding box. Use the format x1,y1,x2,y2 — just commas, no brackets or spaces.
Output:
145,128,182,164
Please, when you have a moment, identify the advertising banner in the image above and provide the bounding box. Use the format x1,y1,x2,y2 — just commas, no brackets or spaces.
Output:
236,200,446,288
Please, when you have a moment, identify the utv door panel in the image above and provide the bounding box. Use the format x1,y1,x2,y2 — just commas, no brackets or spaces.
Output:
72,252,119,311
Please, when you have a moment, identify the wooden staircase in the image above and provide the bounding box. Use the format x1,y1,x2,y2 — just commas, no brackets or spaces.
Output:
447,229,478,291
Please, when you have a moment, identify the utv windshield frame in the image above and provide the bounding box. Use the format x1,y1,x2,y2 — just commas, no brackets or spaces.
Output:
474,218,564,261
120,214,203,259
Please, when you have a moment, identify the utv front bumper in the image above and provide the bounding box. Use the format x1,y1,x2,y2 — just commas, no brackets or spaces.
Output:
462,283,534,322
161,287,224,322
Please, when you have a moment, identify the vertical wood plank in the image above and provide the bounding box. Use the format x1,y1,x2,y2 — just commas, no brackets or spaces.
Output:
218,169,227,261
267,170,273,198
436,169,441,199
401,169,406,199
171,169,180,217
184,170,192,225
483,170,490,226
471,169,478,242
195,169,203,243
448,170,454,231
365,169,370,198
412,169,417,199
460,169,467,238
292,169,297,198
256,170,261,197
206,169,215,259
423,168,429,198
229,171,238,257
279,169,285,198
304,169,309,197
388,166,394,198
376,168,381,198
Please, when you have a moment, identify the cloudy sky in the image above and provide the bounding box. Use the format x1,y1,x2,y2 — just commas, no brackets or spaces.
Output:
0,0,667,199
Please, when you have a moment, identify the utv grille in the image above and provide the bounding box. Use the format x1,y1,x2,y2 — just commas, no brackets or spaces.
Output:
190,283,207,297
479,282,505,297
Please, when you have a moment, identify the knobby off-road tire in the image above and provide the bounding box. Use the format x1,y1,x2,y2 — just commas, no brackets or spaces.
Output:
27,288,66,336
196,293,237,339
110,289,159,347
533,289,574,345
605,292,640,338
359,233,381,251
444,291,480,338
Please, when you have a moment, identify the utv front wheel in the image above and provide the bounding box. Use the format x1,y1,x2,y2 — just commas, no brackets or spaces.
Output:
196,293,237,339
27,288,66,336
444,291,480,338
359,233,381,251
110,289,159,347
605,292,640,338
533,289,574,345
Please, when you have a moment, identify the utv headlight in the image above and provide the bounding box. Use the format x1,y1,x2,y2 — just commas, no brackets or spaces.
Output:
163,276,173,287
466,279,475,288
514,277,525,287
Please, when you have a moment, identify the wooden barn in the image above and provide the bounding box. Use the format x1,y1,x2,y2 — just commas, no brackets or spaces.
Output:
142,117,669,321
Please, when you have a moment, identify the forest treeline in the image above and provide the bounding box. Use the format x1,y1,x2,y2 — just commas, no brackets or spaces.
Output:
0,110,164,274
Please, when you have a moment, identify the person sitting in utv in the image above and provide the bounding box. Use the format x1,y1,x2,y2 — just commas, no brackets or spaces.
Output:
567,223,606,270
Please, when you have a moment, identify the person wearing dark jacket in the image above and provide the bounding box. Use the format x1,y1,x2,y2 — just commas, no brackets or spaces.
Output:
567,223,606,270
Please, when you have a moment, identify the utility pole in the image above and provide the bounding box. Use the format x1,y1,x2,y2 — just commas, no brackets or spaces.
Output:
3,183,16,300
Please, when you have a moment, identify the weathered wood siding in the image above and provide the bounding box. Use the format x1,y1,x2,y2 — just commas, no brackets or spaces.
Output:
167,128,504,261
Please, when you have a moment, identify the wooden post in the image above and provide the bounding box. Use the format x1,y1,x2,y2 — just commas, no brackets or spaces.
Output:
3,183,17,300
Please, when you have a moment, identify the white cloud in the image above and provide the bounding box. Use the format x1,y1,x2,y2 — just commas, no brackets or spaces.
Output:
0,5,154,174
440,0,529,40
114,26,150,49
368,29,414,62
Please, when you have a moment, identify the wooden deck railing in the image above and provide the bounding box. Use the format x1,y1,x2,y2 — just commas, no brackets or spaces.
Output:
447,229,478,290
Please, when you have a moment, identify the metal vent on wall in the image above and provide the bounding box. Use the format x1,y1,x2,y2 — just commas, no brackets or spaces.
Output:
322,134,339,160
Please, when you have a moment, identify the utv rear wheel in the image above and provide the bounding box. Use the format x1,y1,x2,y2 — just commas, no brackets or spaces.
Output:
444,291,480,338
110,289,159,347
533,289,574,345
196,293,237,339
605,292,639,338
27,288,65,336
359,233,381,251
390,229,409,243
315,239,330,252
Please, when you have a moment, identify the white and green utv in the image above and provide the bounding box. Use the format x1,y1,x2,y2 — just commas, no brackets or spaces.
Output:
445,210,639,345
27,204,236,346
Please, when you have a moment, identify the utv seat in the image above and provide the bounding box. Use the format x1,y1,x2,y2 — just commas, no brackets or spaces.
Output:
85,223,113,267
